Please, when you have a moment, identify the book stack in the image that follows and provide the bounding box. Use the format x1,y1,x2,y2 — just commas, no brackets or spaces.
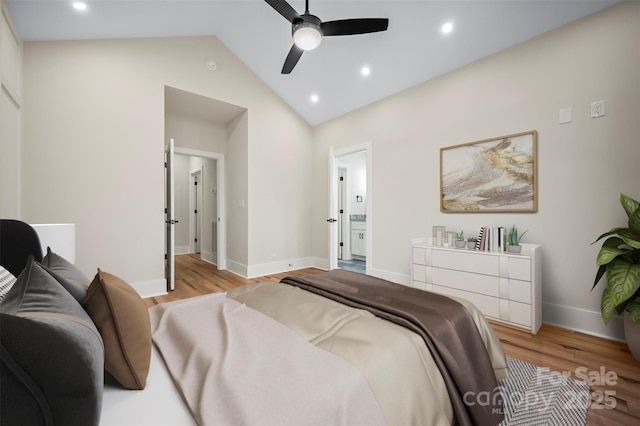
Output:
475,226,507,252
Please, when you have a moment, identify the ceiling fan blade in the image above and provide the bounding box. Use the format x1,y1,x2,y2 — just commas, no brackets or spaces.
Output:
264,0,301,24
321,18,389,36
282,44,304,74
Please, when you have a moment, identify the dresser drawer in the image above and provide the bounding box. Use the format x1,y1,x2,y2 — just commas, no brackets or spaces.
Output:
500,257,531,281
499,300,532,327
412,247,427,265
432,285,500,318
431,249,499,276
499,278,531,304
412,263,427,283
431,267,500,297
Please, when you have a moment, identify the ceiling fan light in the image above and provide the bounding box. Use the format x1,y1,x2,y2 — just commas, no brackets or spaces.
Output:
293,25,322,51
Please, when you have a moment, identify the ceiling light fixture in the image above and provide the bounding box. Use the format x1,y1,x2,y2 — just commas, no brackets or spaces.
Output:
293,19,323,51
441,22,453,34
361,66,371,76
310,94,319,103
73,1,87,11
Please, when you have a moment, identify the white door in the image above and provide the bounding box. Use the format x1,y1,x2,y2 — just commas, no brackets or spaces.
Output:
165,139,176,291
328,144,372,274
338,167,348,260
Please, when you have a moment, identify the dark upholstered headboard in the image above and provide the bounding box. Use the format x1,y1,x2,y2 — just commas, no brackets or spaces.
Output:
0,219,43,276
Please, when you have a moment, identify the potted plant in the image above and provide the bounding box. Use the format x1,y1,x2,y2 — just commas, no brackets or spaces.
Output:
507,225,527,253
455,231,466,248
467,236,478,249
592,193,640,360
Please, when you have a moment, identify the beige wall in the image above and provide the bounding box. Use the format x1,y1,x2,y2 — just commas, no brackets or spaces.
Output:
21,36,313,292
312,1,640,339
1,2,22,218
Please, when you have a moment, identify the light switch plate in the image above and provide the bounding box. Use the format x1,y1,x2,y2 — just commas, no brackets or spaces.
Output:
559,108,572,124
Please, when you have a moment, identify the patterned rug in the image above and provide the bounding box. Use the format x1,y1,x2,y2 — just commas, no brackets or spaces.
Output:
499,356,590,425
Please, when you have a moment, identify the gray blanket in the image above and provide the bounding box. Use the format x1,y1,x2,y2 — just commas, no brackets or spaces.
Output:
281,269,504,426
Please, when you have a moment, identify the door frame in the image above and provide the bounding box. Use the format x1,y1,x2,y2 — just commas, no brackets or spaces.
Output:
328,143,372,272
188,168,203,254
337,165,350,261
174,147,227,270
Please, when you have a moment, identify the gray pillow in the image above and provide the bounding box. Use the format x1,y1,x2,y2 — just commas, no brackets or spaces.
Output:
41,246,90,302
0,256,104,426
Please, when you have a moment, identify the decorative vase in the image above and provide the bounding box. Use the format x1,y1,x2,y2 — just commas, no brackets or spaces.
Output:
467,241,476,249
455,240,466,248
624,311,640,361
507,245,522,254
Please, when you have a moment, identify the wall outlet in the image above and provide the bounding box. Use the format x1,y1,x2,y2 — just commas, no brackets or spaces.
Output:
591,100,606,118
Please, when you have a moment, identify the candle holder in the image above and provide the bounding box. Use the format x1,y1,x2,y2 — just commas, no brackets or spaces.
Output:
432,226,445,246
446,231,456,247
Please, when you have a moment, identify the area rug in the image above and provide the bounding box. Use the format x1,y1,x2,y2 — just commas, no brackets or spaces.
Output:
499,356,590,425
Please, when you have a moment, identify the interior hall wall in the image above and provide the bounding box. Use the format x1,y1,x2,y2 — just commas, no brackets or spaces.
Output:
0,3,22,218
21,35,312,295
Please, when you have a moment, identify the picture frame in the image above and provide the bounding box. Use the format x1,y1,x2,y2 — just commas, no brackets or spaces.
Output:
440,130,537,213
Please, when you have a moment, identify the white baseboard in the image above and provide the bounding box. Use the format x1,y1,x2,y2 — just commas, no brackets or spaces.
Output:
132,278,167,299
542,301,625,342
310,257,330,271
368,268,410,286
175,245,190,255
247,257,317,279
226,259,248,278
200,249,217,266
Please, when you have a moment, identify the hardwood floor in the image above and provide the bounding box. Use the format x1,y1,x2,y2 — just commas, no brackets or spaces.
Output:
144,254,640,425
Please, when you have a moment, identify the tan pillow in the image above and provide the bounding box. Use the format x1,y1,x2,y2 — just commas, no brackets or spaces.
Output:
82,269,151,390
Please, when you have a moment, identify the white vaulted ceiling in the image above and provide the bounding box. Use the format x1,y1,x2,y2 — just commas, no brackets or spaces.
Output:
5,0,619,125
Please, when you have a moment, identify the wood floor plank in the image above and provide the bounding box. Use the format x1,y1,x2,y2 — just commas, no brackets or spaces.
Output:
144,254,640,425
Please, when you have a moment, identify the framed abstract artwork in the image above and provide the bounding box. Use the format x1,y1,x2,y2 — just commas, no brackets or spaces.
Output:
440,130,537,212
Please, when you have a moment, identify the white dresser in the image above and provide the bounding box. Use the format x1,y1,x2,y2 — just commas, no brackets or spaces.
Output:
410,238,542,334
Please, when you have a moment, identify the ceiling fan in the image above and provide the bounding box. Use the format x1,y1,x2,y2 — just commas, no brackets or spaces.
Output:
265,0,389,74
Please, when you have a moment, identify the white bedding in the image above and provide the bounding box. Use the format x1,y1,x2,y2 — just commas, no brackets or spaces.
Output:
100,282,507,426
101,347,195,426
149,292,386,426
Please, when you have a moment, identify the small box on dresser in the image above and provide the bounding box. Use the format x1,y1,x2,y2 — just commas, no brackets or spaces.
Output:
410,237,542,334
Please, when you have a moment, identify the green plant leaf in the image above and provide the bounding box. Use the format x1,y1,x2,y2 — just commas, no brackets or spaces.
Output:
592,264,607,290
601,286,616,325
620,193,640,219
617,228,640,249
605,258,640,306
592,227,629,244
628,300,640,322
595,237,626,266
629,208,640,235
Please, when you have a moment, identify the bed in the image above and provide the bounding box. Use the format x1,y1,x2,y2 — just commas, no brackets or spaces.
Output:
102,270,508,426
1,222,508,426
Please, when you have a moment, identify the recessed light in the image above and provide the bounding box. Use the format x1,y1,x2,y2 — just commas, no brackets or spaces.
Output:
310,94,319,103
73,2,87,11
441,21,453,34
361,66,371,76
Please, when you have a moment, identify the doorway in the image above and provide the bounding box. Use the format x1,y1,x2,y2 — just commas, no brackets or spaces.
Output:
176,148,225,269
328,143,372,274
165,145,226,291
